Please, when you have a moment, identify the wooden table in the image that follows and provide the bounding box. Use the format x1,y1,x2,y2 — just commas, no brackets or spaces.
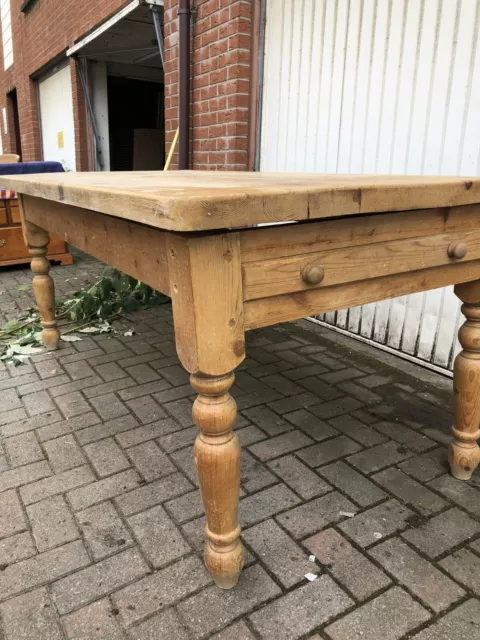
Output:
3,171,480,589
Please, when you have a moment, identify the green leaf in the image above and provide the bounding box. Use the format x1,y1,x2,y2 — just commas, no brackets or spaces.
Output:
18,285,30,293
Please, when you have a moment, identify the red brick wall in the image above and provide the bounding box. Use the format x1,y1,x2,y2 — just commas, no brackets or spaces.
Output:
0,0,129,161
164,0,252,170
0,0,254,170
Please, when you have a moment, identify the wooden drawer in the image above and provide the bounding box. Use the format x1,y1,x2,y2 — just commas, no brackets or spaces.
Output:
242,229,480,301
0,225,70,265
9,200,20,223
0,202,6,226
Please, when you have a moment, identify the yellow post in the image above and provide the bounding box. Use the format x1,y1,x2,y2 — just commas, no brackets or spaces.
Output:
164,128,180,171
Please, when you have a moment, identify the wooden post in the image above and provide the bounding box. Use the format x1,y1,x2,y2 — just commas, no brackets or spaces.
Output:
167,231,246,588
450,281,480,479
20,203,60,351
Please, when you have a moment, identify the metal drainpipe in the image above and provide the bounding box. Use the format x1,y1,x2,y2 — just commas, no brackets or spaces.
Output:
178,0,190,169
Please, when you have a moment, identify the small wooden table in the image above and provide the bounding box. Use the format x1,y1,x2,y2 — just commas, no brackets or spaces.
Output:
3,171,480,589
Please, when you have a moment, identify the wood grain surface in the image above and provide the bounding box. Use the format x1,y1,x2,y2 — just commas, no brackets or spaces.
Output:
3,171,480,231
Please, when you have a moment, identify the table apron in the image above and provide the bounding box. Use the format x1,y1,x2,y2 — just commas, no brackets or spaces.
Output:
20,195,170,296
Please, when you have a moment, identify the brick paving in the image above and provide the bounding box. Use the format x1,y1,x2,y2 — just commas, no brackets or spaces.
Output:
0,248,479,639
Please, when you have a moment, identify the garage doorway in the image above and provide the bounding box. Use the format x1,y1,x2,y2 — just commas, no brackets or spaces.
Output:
67,0,164,171
108,75,164,171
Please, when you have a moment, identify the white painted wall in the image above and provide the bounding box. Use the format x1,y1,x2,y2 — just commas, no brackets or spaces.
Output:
38,64,77,171
260,0,480,371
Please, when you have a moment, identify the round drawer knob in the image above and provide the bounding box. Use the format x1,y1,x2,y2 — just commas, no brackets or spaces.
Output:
448,242,468,260
301,264,325,285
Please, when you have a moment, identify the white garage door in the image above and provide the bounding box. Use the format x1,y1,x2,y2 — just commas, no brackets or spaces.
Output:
38,63,76,171
260,0,480,372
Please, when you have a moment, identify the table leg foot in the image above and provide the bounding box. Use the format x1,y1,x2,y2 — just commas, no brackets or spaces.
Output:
451,286,480,481
191,371,244,589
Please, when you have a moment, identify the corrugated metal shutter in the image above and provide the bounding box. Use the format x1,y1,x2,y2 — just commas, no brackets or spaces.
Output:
260,0,480,372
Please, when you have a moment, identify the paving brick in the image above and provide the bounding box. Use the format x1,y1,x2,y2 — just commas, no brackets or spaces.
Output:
84,437,131,477
325,586,430,640
268,454,332,499
297,435,362,468
68,469,142,511
129,608,188,640
210,620,256,640
398,449,449,482
76,414,139,445
27,495,79,551
52,547,149,614
284,408,338,440
158,426,197,453
236,424,266,446
373,467,447,515
78,501,133,560
242,519,314,588
340,499,415,547
0,587,63,640
319,461,386,507
410,599,480,639
115,472,193,516
113,555,212,627
276,491,357,539
239,483,301,527
125,395,168,424
283,363,328,380
119,379,172,401
370,537,465,612
0,410,63,438
163,397,194,428
0,460,51,493
0,531,36,566
0,489,27,539
127,441,176,481
43,434,87,472
95,361,129,381
248,429,314,461
128,504,190,568
328,414,387,447
2,387,22,411
165,489,204,523
64,359,96,380
338,380,382,404
402,508,480,558
36,412,100,442
4,433,43,472
241,449,277,493
89,393,129,420
0,407,27,427
428,474,480,516
439,548,480,595
0,540,90,600
115,419,179,448
63,598,127,640
20,465,95,505
242,405,291,435
83,377,136,399
347,440,413,474
23,389,57,416
306,528,391,600
308,396,364,420
54,391,92,418
267,392,322,416
177,564,281,639
251,574,352,640
372,420,436,452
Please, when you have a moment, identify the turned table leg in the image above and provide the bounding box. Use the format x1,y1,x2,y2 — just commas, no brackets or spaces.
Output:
450,282,480,480
23,219,60,350
191,371,244,589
